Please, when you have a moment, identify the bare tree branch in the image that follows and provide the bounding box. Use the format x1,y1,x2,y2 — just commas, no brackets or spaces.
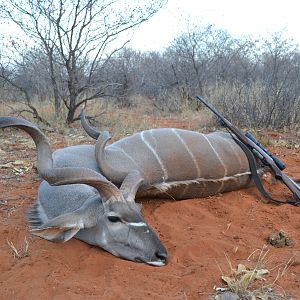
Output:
1,0,167,123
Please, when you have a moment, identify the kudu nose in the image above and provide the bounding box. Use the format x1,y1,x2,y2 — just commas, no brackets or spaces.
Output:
155,250,168,262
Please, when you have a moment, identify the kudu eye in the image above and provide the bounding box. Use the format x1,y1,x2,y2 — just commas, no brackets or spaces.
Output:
107,215,121,223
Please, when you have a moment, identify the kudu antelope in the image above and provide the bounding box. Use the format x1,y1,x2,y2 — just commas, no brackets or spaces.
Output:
80,112,265,200
0,115,265,265
0,117,167,266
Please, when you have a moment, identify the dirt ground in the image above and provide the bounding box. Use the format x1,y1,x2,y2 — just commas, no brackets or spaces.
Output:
0,118,299,300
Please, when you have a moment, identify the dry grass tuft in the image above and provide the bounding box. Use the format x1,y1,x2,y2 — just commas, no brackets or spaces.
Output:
83,100,154,139
214,245,294,300
7,237,30,259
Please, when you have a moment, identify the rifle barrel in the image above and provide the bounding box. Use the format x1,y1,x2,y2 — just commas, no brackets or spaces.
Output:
195,95,300,203
196,96,226,121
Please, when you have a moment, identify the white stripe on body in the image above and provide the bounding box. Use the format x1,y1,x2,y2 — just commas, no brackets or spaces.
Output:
201,134,228,177
140,131,169,181
109,145,143,174
171,128,201,178
218,135,243,173
152,171,252,192
201,133,227,194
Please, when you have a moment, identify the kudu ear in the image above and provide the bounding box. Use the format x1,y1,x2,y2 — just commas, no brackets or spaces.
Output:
31,212,86,242
31,222,81,242
30,197,102,242
120,170,144,202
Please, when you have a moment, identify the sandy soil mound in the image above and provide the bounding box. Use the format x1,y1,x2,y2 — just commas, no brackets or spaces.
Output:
0,130,299,300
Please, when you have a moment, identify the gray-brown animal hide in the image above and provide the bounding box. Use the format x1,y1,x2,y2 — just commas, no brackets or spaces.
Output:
93,129,260,200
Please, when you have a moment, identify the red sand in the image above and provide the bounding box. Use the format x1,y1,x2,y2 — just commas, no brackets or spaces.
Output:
0,129,299,300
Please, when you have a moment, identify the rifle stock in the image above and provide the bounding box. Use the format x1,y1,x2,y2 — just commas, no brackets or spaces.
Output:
195,95,300,204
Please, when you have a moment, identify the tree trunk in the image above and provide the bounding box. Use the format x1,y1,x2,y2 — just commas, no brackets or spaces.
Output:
66,91,77,124
53,81,61,115
66,106,76,124
54,96,61,115
48,48,62,116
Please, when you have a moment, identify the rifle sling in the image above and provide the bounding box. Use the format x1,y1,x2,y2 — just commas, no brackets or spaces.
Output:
232,137,299,206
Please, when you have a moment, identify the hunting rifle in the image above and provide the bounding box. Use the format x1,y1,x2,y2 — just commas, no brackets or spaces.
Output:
196,95,300,206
